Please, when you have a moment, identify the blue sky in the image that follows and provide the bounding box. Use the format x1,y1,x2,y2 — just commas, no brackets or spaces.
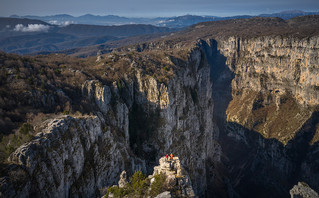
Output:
1,0,318,17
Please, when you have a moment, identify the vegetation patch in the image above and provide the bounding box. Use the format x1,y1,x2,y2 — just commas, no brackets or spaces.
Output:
105,171,169,198
227,90,314,144
0,122,35,164
105,170,150,198
150,173,167,197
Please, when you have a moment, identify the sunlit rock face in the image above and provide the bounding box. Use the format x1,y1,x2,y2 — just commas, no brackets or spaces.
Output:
216,36,319,144
210,35,319,197
290,182,319,198
0,42,218,197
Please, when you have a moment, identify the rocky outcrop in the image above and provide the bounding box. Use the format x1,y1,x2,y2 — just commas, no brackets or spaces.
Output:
155,191,172,198
290,182,319,198
152,157,195,197
106,156,195,198
1,115,136,197
118,171,128,188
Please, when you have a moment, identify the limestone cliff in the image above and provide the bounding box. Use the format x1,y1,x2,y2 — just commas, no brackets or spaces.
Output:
1,115,139,197
81,45,217,196
219,36,319,144
208,29,319,197
0,42,217,197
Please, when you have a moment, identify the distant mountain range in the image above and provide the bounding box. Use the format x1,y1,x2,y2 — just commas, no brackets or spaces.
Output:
0,10,319,55
259,10,319,19
8,10,319,28
0,17,173,55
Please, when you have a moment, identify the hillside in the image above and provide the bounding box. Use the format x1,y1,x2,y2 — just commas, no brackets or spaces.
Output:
0,15,319,197
57,24,171,38
0,17,174,55
0,17,51,31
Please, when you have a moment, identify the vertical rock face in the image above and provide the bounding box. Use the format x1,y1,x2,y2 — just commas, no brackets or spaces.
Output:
1,43,218,197
146,47,217,195
219,36,319,143
212,35,319,197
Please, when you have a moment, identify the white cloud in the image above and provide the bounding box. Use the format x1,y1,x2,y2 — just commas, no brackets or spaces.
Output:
13,24,50,32
49,20,74,26
62,21,73,26
48,20,59,25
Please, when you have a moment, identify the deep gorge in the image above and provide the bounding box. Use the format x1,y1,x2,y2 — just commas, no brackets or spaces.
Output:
1,16,319,198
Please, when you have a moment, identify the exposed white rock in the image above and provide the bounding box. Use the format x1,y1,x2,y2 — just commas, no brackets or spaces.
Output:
5,115,138,197
107,156,196,198
290,182,319,198
118,171,128,188
152,156,196,197
82,80,112,114
218,36,319,106
96,55,102,62
155,191,172,198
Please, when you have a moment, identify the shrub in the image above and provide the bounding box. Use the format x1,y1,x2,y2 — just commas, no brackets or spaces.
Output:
41,80,46,90
150,173,166,197
128,170,148,196
27,77,34,85
105,170,149,197
300,181,309,187
19,123,33,135
54,69,61,75
4,144,15,155
40,67,45,74
106,186,126,197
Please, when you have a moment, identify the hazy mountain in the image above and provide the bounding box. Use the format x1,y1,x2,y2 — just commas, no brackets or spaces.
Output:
57,24,171,37
8,13,252,27
2,10,319,55
158,14,253,27
10,14,152,26
9,10,319,28
0,33,119,54
259,10,319,19
0,17,52,31
0,17,174,55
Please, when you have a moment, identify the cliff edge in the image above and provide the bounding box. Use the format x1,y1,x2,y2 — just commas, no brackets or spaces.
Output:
105,156,196,198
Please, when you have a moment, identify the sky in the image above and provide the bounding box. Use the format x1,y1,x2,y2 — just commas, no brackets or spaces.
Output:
0,0,318,17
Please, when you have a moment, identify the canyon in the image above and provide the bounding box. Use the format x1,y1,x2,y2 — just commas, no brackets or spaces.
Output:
0,16,319,197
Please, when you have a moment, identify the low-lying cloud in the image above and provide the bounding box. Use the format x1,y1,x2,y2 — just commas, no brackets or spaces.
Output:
13,24,51,32
49,20,74,26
